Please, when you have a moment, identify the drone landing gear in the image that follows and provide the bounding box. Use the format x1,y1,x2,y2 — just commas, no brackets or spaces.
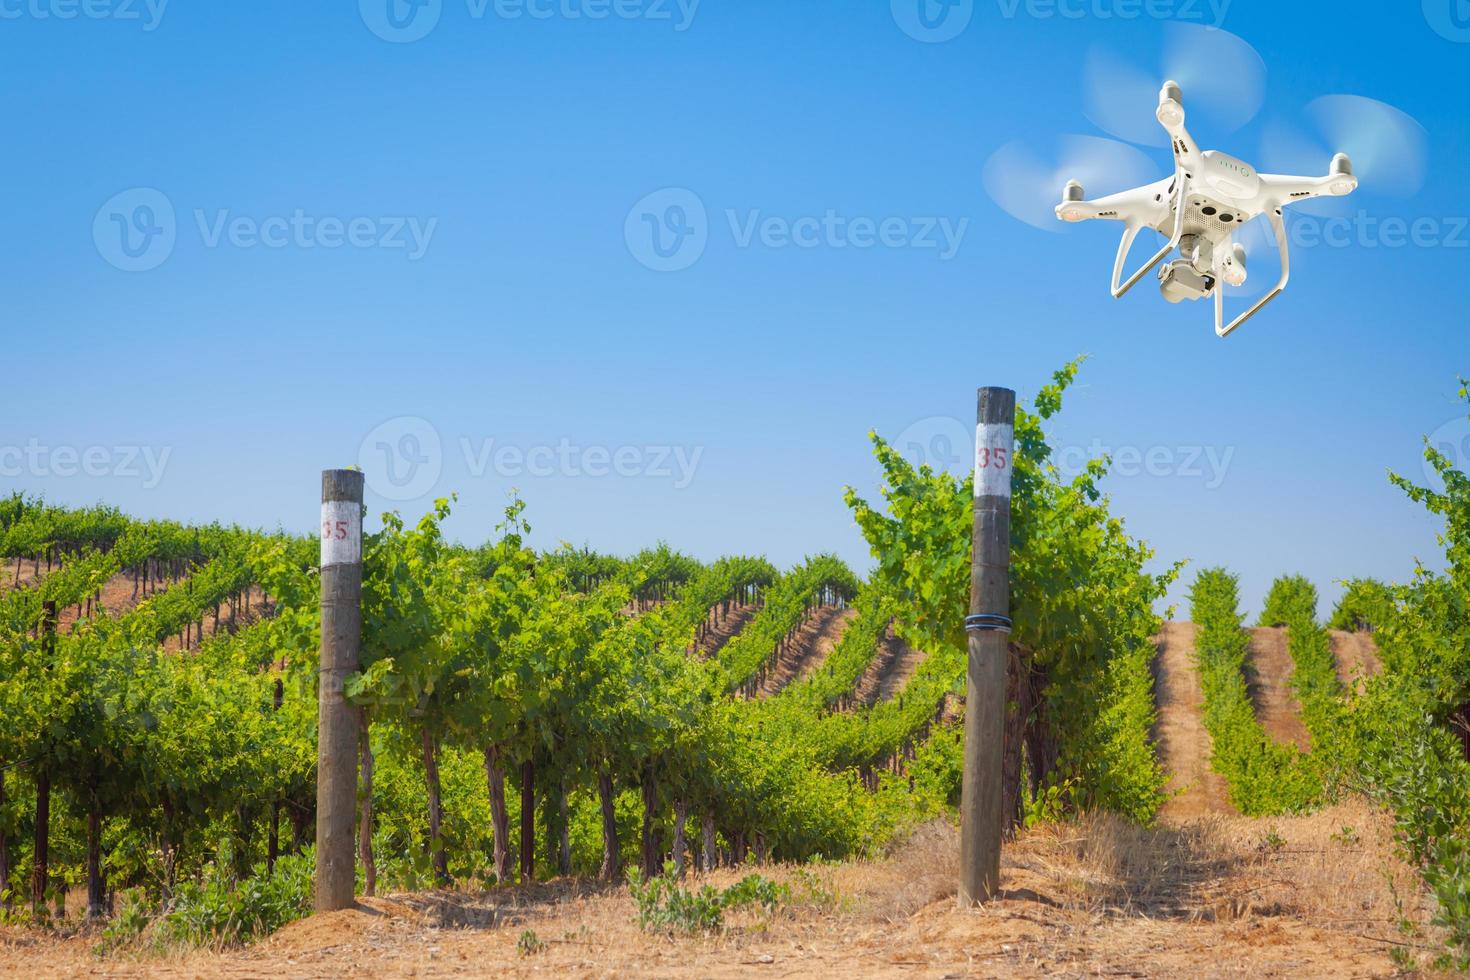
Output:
1110,168,1188,299
1214,208,1290,338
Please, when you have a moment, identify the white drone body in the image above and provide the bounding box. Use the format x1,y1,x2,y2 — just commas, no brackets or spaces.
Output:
1055,81,1358,337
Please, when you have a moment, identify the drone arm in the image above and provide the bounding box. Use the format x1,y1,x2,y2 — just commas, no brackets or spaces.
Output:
1214,208,1290,338
1259,171,1358,209
1110,167,1188,299
1156,84,1207,176
1161,121,1206,176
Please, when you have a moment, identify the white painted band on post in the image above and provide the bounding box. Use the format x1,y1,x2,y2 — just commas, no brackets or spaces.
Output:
320,500,362,567
974,423,1015,498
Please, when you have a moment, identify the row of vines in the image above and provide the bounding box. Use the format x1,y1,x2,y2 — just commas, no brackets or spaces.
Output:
1181,381,1470,968
0,360,1178,950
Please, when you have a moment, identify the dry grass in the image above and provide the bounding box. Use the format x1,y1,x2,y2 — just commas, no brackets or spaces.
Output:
832,818,959,921
1006,811,1214,913
1,802,1453,978
999,799,1436,931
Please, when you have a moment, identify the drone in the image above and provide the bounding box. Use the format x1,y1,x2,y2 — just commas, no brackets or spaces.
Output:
1054,81,1358,338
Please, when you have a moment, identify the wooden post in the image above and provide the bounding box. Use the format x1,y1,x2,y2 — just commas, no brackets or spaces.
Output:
596,767,618,882
959,387,1015,907
557,784,571,876
702,813,716,872
30,769,48,920
519,760,535,881
315,469,363,912
86,808,105,920
32,600,57,919
358,710,376,896
672,798,689,879
269,678,284,876
0,768,8,908
640,762,660,877
421,727,447,884
486,747,512,882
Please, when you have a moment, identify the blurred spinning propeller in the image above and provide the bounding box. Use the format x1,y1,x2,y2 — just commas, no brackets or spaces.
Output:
1082,24,1267,148
982,134,1161,232
1260,94,1428,214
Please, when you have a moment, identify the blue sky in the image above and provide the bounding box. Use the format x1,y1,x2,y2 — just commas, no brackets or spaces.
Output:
2,0,1466,615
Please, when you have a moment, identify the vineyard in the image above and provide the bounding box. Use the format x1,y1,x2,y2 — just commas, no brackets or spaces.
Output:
1,365,1468,976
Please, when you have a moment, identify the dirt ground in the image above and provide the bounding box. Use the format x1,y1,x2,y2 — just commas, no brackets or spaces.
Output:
12,564,269,647
695,603,760,658
1245,628,1312,751
758,606,855,696
1152,622,1234,820
7,556,50,590
1,623,1444,978
853,629,929,708
1329,630,1382,692
2,802,1443,979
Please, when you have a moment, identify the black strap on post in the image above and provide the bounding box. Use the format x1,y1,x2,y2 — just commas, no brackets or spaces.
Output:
964,613,1012,634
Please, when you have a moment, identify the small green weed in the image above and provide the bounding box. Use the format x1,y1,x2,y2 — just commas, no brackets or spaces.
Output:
628,864,789,935
517,929,545,956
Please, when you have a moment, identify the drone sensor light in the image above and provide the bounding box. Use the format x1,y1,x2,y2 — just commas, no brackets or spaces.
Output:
1328,152,1357,194
1156,80,1185,128
1223,243,1247,286
1157,100,1184,129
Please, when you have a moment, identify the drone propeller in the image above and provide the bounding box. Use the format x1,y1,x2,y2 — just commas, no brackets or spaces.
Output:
1260,94,1428,214
982,134,1159,232
1081,23,1267,148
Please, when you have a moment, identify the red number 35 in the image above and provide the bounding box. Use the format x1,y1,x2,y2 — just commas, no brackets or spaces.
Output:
977,447,1009,470
321,520,348,541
